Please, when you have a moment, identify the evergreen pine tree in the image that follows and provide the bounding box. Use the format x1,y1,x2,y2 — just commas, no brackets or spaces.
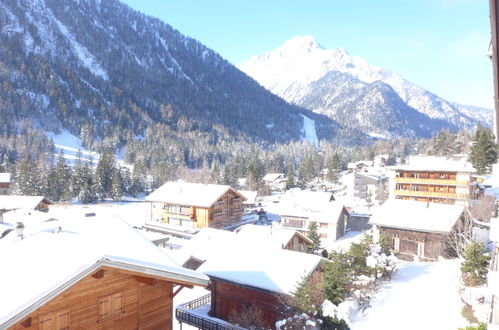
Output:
285,164,295,190
460,242,490,286
93,151,115,199
111,169,124,201
69,150,84,199
307,221,322,254
469,125,498,174
79,160,96,203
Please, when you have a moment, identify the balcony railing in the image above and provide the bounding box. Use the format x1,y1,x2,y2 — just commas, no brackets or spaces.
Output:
176,294,241,330
394,177,468,186
393,190,469,199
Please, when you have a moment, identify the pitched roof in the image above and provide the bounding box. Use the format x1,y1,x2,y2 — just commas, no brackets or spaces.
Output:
238,190,258,204
262,173,285,182
0,195,52,211
145,181,246,207
368,199,465,234
0,214,209,328
390,155,476,173
270,189,345,224
235,224,313,248
168,226,321,294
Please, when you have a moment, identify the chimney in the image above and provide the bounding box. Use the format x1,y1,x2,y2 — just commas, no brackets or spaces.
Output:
15,222,25,240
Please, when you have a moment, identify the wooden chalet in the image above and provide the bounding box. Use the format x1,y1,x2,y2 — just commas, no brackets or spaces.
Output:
369,199,465,260
0,215,209,330
274,190,347,242
199,248,323,329
145,182,246,230
0,173,13,195
0,195,53,213
235,224,314,253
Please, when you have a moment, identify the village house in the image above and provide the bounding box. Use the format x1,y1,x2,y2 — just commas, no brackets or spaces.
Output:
373,154,390,167
347,160,373,172
0,173,13,195
173,228,323,329
369,199,465,260
0,213,209,330
388,155,477,206
238,190,258,209
262,173,286,191
353,171,388,203
235,223,314,253
270,189,347,242
0,195,53,223
145,182,246,231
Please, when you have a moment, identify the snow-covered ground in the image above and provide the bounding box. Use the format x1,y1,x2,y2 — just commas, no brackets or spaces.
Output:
46,130,100,163
350,259,468,330
300,114,319,149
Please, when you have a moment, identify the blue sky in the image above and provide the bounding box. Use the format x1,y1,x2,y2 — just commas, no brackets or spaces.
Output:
120,0,492,109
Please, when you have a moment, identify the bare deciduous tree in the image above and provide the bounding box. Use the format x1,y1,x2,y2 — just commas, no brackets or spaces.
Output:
447,210,476,257
470,195,497,222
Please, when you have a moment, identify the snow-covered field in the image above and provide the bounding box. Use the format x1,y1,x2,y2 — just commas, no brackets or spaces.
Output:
350,259,468,330
46,130,100,163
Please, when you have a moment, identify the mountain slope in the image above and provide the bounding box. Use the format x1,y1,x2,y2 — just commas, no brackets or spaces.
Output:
241,36,493,136
0,1,342,146
298,71,452,138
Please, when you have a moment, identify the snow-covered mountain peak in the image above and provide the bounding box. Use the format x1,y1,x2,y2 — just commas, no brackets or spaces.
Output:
279,35,324,52
240,36,384,101
241,35,493,131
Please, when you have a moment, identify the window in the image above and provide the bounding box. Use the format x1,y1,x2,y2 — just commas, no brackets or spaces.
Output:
320,233,328,239
99,292,123,322
39,309,69,330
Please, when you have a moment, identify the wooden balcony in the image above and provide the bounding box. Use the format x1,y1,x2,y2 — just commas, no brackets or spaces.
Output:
394,190,469,199
394,177,468,186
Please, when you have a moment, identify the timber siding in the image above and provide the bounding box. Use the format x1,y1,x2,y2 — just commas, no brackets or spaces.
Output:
9,267,173,330
380,227,451,260
391,170,472,206
149,190,244,230
209,278,283,329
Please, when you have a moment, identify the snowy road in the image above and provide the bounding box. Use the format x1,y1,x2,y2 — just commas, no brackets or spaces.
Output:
350,259,468,330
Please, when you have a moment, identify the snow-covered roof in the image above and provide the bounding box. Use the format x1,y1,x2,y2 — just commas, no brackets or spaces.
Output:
0,214,209,328
0,195,52,211
270,189,345,224
168,226,321,294
369,199,464,234
238,190,258,204
262,173,285,182
198,242,322,295
0,173,12,183
236,224,313,248
145,181,246,208
390,155,476,173
348,160,373,169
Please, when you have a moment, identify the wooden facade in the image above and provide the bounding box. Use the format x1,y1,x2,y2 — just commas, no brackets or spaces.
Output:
282,233,312,252
150,189,244,230
208,267,323,330
9,267,176,330
379,227,454,260
209,278,283,329
393,170,472,205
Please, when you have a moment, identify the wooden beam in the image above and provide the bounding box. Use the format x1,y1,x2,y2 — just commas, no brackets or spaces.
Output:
172,284,193,298
91,269,105,279
134,275,157,286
